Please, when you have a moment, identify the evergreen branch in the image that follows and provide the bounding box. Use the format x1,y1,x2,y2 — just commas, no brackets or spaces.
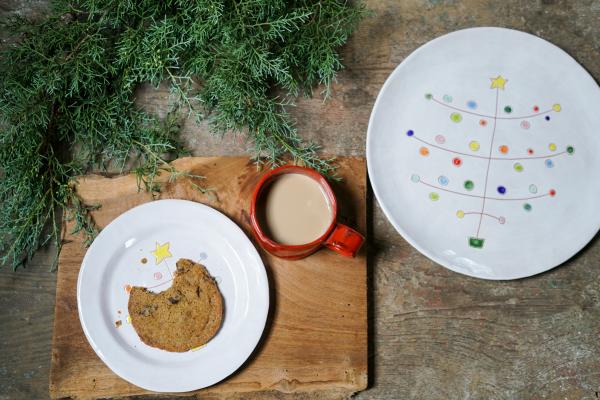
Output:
0,0,367,270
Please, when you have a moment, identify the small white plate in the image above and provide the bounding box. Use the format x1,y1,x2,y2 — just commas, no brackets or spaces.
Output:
77,199,269,392
367,27,600,280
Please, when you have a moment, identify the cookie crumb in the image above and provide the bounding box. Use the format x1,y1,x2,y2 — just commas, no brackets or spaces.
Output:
141,257,148,264
115,320,122,328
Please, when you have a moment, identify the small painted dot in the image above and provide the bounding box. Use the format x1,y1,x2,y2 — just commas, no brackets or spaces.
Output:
553,104,561,112
406,129,414,137
153,271,163,280
549,189,556,197
435,134,446,144
452,157,462,166
429,192,439,201
529,184,538,194
545,115,551,121
498,145,509,154
464,180,474,191
425,93,433,100
523,203,532,212
527,148,534,155
451,112,462,123
497,186,506,194
504,105,512,113
533,105,539,112
438,175,448,186
479,119,487,126
545,159,554,168
548,143,557,151
514,163,523,172
467,100,477,109
443,94,453,103
411,174,420,183
498,216,506,225
419,147,429,156
566,145,575,155
469,140,480,151
521,120,531,129
456,210,465,219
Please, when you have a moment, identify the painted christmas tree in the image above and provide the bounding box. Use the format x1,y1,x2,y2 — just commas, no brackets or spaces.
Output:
407,76,575,249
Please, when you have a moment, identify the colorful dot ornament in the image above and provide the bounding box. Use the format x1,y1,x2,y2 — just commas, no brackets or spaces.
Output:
514,163,523,172
566,145,575,155
529,184,538,194
450,112,462,123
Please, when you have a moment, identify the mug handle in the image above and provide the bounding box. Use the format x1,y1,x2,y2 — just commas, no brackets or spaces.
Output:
323,223,365,257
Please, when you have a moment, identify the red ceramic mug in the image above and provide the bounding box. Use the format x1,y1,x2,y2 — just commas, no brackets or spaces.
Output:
249,165,364,260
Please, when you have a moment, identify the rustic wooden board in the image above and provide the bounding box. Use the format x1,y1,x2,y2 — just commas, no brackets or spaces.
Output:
48,156,367,399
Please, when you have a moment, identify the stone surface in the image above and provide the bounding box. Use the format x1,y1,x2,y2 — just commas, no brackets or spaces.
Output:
1,0,600,399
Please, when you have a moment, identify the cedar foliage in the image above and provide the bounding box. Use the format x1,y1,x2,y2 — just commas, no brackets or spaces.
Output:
0,0,366,269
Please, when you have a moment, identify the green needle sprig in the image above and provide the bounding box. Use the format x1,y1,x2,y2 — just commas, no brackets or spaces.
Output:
0,0,366,270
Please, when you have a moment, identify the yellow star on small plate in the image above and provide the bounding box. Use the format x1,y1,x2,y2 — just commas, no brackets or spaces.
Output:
152,242,172,265
490,75,507,90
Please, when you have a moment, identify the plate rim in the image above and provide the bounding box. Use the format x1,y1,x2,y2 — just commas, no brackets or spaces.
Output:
76,199,269,392
366,26,600,280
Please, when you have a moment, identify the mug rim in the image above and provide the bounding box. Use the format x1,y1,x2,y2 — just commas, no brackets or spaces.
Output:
249,165,338,250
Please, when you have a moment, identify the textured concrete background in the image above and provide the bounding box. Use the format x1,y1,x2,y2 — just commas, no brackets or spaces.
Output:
1,0,600,399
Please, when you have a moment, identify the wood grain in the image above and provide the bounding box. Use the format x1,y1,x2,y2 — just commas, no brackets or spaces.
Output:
48,157,367,400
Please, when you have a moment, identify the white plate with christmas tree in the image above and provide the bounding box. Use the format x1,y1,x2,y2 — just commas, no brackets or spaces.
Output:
77,199,269,392
367,27,600,280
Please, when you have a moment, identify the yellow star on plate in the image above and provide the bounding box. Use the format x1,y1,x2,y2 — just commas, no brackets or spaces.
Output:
151,242,172,265
490,75,507,90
